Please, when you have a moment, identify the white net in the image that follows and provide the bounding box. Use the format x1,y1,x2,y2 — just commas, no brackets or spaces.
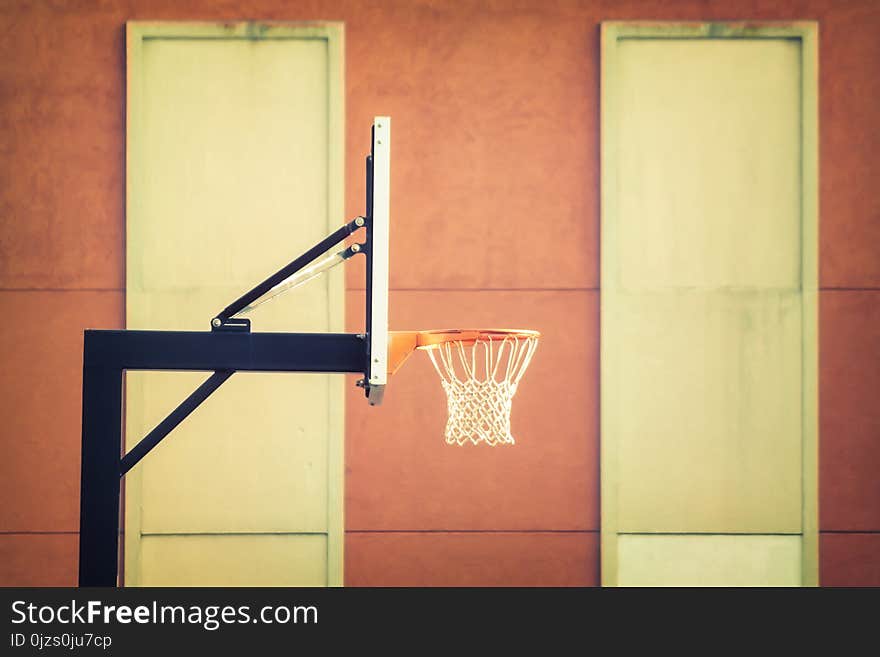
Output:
426,334,539,446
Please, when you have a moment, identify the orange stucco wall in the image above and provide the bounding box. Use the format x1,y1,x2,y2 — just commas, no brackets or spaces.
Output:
0,0,877,587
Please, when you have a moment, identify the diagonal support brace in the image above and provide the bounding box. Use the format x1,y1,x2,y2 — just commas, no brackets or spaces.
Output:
211,216,365,328
119,369,234,476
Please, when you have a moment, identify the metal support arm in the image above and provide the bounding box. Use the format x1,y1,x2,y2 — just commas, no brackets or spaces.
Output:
212,216,365,328
78,331,366,586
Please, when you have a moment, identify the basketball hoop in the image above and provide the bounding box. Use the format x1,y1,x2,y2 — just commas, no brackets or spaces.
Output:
389,329,540,446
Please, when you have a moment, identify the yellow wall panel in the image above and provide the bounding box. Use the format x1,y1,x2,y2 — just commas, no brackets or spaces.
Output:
132,38,329,293
601,23,818,586
140,535,327,587
617,535,801,587
616,291,803,532
125,23,344,586
128,371,331,534
616,39,801,291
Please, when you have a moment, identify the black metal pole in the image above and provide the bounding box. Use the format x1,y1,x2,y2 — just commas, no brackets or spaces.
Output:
119,370,234,476
78,365,123,587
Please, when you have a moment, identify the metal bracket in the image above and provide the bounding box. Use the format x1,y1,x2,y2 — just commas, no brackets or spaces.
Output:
210,317,250,332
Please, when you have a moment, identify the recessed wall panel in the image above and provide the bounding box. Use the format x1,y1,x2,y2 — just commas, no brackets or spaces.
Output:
616,39,801,291
125,23,344,586
616,291,803,532
601,23,818,586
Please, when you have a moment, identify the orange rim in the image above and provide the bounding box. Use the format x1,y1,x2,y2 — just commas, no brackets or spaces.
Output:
386,329,540,375
413,328,540,349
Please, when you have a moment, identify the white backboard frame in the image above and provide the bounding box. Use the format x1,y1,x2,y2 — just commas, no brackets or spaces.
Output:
366,116,390,404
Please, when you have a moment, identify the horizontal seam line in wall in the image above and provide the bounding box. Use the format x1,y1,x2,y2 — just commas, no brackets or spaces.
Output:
819,530,880,534
346,287,599,292
347,287,880,292
346,529,598,534
617,531,803,536
819,287,880,291
139,531,328,537
0,531,78,535
9,286,875,293
0,288,123,292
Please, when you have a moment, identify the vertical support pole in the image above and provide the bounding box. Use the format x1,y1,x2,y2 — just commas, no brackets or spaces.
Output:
78,365,123,587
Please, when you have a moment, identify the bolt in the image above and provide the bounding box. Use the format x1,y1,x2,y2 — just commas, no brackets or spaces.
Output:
355,379,365,388
351,243,360,253
354,216,365,227
373,357,380,363
211,318,222,328
356,333,366,340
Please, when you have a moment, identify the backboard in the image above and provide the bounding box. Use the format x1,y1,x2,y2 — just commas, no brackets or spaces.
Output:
365,117,390,405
